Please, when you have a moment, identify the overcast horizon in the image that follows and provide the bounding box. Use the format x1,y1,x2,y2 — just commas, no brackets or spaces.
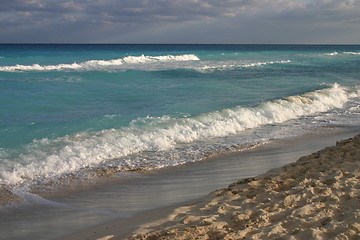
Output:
1,0,360,44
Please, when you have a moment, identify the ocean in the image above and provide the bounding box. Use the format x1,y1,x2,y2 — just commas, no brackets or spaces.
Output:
1,44,360,198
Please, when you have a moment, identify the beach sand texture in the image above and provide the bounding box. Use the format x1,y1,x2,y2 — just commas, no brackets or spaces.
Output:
121,134,360,240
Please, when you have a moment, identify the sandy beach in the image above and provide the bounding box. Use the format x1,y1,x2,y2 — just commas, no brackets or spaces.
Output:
61,133,360,240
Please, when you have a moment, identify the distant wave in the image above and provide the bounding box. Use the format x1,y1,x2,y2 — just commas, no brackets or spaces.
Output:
325,51,339,56
0,54,200,72
1,83,358,186
325,51,360,56
192,60,291,72
344,51,360,55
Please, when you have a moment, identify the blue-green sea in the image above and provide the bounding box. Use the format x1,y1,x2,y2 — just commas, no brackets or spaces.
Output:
1,44,360,193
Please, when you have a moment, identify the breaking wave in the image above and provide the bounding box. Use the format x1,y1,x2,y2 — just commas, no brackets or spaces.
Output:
0,54,200,72
1,83,358,186
344,51,360,55
192,60,291,72
325,52,339,56
325,51,360,56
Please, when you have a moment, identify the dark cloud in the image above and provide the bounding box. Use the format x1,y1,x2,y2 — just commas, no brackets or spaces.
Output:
0,0,359,43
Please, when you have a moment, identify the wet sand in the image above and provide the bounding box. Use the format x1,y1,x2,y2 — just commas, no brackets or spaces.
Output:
0,187,21,207
58,129,360,240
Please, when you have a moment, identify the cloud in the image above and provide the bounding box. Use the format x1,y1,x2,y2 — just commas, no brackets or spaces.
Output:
0,0,359,43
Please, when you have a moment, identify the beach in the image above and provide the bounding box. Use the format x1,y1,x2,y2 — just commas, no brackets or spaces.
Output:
58,132,360,240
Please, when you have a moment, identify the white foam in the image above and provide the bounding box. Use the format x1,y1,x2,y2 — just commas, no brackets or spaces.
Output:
344,52,360,55
325,51,339,56
193,60,291,72
325,51,360,56
0,83,358,186
0,54,200,72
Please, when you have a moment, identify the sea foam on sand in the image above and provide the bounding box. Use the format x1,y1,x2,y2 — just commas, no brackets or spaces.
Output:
125,134,360,240
59,134,360,240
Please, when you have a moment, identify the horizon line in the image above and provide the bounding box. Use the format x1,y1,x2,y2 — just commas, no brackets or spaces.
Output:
1,43,360,46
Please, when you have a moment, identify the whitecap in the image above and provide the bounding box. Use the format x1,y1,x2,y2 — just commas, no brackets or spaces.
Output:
0,54,200,72
1,83,358,187
193,60,291,72
344,51,360,55
325,52,338,56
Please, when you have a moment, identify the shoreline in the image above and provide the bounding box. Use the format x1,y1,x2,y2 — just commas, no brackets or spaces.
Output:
128,134,360,240
57,129,360,240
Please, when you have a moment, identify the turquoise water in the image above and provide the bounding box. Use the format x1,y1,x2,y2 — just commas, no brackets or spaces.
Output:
1,44,360,191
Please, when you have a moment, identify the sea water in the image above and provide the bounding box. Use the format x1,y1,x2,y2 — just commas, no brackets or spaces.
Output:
1,44,360,196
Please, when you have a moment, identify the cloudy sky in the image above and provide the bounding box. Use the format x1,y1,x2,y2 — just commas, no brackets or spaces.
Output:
1,0,360,44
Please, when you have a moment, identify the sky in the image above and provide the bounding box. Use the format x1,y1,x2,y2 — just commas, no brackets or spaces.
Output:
1,0,360,44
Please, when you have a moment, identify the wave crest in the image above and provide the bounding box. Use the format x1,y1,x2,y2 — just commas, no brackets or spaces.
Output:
0,83,358,186
325,51,360,56
344,51,360,55
193,60,291,72
0,54,200,72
